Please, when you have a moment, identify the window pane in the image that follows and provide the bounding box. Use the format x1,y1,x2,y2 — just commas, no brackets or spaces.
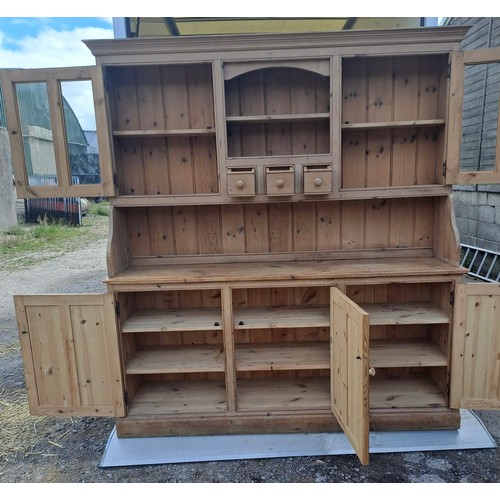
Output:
15,82,58,186
61,80,100,185
461,62,500,172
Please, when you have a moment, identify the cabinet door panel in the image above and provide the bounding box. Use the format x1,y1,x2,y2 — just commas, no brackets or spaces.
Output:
450,283,500,409
14,294,125,417
0,66,114,198
330,287,370,465
446,48,500,185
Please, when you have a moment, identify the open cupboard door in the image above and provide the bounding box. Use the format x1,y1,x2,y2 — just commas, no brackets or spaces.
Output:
446,47,500,185
450,283,500,409
330,287,370,465
0,66,115,199
14,294,125,417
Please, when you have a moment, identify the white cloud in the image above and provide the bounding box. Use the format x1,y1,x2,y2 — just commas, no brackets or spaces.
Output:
0,26,114,69
0,25,114,130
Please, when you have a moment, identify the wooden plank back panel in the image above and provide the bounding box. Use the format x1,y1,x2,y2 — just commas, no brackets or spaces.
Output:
342,127,444,189
419,55,448,121
367,57,393,123
122,198,435,260
393,56,420,121
343,55,447,124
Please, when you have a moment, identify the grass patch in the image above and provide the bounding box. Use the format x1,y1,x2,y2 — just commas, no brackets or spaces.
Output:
88,200,110,217
0,201,109,270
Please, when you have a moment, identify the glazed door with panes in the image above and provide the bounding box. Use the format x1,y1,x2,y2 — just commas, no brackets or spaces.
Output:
446,48,500,185
0,66,114,198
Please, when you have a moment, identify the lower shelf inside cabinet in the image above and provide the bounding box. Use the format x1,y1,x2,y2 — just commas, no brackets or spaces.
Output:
127,381,227,416
125,375,448,417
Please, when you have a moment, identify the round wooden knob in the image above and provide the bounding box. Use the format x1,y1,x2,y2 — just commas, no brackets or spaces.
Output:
314,177,323,187
236,180,245,189
368,367,376,377
276,179,285,188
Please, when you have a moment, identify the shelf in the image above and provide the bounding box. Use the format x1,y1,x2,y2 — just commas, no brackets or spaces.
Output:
121,308,223,333
226,113,330,123
341,119,445,130
234,306,329,330
237,376,330,411
113,128,215,137
236,374,447,412
370,376,447,409
126,346,225,374
234,339,446,372
369,340,447,368
126,381,227,416
236,342,329,371
106,258,466,287
233,302,448,330
360,302,449,325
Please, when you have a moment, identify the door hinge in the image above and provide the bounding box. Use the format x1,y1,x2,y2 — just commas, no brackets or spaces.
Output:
114,300,121,318
450,291,455,306
442,161,447,177
113,172,119,190
447,62,451,79
124,390,129,407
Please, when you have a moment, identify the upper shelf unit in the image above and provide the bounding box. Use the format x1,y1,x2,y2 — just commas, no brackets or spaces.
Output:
105,62,219,198
223,61,331,159
341,54,449,190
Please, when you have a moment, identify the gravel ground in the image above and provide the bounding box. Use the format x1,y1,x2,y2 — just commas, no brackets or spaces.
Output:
0,235,499,485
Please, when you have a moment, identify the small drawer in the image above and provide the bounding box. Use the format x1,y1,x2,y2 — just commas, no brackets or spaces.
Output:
266,166,295,196
303,165,333,194
227,168,256,196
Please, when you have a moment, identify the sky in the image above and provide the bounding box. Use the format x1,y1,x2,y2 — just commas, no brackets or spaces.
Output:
0,17,114,130
0,17,114,69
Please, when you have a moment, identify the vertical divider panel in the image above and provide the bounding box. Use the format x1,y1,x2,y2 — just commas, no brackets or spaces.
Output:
222,286,237,411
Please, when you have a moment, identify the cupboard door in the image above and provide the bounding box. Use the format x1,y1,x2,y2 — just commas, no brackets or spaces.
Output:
330,287,370,465
0,66,115,198
450,283,500,409
446,48,500,185
14,294,125,417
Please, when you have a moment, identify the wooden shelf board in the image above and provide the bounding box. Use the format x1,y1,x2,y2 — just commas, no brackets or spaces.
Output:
127,381,227,416
226,112,330,123
236,375,447,412
122,308,223,333
233,302,448,330
125,339,446,376
369,340,448,368
236,377,330,411
361,302,450,325
126,346,225,374
234,306,329,330
342,119,445,130
113,128,215,137
370,376,447,409
106,257,466,286
236,342,329,371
